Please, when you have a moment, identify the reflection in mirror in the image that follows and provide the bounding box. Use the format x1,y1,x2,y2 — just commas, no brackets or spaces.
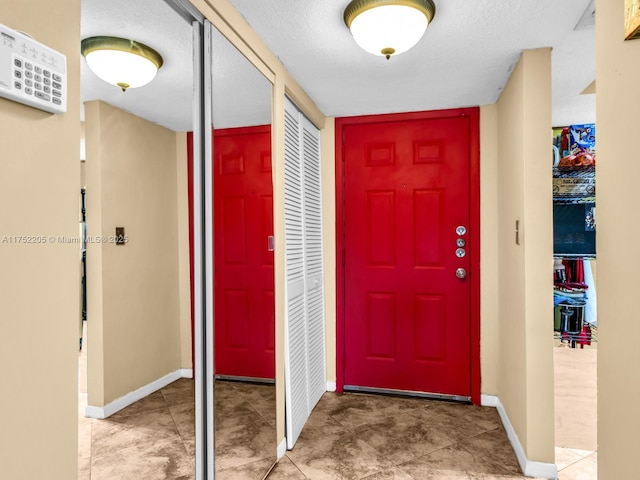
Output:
80,0,196,478
210,26,276,478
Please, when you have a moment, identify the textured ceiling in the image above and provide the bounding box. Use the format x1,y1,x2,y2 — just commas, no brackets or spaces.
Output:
228,0,596,126
81,0,596,131
81,0,193,131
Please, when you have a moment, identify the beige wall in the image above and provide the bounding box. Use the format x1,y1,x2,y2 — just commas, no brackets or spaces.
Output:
175,132,193,369
321,117,337,384
495,49,555,463
0,1,81,478
596,0,640,477
85,101,184,406
479,104,500,395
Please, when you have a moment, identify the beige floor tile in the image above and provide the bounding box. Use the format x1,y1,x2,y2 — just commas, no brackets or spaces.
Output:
90,434,193,480
161,378,195,406
558,452,597,480
267,455,308,479
91,408,180,456
398,441,519,479
113,391,170,418
360,466,415,479
216,457,278,480
456,429,522,475
169,401,195,438
314,392,425,430
286,430,397,480
232,382,278,426
215,419,276,471
409,401,502,442
555,446,594,470
78,422,92,459
554,347,597,451
354,411,457,464
216,398,270,431
78,455,91,480
567,447,595,460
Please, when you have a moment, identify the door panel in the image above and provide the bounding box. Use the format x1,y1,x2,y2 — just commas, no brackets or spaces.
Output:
344,115,471,396
214,125,274,379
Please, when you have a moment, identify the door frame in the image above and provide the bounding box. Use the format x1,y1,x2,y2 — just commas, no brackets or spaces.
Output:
334,107,481,405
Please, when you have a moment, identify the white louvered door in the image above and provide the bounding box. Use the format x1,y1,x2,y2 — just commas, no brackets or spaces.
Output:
284,98,326,449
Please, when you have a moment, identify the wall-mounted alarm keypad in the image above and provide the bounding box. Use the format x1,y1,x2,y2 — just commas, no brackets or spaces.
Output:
0,23,67,114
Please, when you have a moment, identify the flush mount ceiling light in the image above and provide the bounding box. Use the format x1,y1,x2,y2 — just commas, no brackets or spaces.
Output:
81,36,163,92
344,0,436,59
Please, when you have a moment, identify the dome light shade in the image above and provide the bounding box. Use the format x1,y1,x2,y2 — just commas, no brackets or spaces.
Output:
81,36,163,91
344,0,436,59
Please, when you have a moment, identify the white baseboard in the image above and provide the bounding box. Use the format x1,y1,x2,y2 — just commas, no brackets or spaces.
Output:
326,380,336,392
181,368,193,379
85,369,184,419
277,438,287,459
482,394,558,479
480,394,499,407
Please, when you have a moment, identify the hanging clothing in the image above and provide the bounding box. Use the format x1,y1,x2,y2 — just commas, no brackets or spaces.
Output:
583,258,597,326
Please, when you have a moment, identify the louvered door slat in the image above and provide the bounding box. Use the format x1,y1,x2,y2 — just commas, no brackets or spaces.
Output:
284,98,326,449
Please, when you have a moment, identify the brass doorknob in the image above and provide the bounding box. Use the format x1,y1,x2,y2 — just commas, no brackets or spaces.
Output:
456,268,467,279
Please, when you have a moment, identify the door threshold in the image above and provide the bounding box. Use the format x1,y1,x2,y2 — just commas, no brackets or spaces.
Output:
343,385,471,403
215,374,275,385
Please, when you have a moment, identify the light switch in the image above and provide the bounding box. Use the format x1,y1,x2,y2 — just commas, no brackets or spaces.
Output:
115,227,125,245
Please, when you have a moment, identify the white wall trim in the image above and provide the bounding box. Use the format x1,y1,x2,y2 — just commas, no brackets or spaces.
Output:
181,368,193,379
480,394,499,407
277,438,287,458
326,380,336,392
85,369,184,419
482,394,558,479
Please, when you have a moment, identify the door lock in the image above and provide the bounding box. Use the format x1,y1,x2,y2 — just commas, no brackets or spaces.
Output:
456,268,467,279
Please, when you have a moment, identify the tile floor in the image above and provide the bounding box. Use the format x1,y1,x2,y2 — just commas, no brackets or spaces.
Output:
79,379,277,480
78,325,597,479
81,380,550,479
553,341,598,480
267,392,542,480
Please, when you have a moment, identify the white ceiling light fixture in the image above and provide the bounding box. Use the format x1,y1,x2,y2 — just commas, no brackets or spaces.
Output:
81,36,163,92
344,0,436,60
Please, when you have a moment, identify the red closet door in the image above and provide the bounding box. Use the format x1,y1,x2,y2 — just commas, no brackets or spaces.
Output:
344,114,473,396
214,125,274,379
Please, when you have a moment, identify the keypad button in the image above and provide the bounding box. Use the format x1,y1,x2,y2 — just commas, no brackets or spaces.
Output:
35,74,42,83
14,70,22,79
25,87,33,95
52,97,61,105
52,81,62,90
14,81,22,90
35,91,50,101
52,90,62,98
14,58,22,68
43,77,51,86
25,70,33,79
43,70,51,78
34,65,42,74
25,62,33,70
25,78,33,87
44,86,51,94
52,73,62,82
35,82,42,91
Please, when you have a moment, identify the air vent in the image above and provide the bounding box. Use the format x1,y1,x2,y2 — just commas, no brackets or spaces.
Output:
575,0,595,30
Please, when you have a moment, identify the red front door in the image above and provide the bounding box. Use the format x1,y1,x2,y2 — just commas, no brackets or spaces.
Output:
214,125,274,380
343,111,476,397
